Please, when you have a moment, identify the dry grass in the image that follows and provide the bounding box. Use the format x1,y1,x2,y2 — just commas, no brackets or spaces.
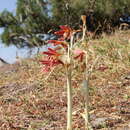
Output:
0,30,130,129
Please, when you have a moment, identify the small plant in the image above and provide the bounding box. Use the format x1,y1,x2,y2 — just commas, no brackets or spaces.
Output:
40,18,98,129
40,25,81,130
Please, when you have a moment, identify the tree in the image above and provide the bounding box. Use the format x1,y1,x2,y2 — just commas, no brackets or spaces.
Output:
50,0,89,27
1,0,130,48
0,0,52,48
50,0,130,30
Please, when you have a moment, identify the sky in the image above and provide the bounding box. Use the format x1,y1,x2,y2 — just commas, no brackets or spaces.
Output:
0,0,16,12
0,0,30,63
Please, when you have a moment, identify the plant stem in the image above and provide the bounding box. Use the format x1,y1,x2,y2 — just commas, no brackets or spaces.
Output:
66,36,73,130
84,52,89,130
67,68,72,130
83,79,89,130
81,14,89,129
81,15,87,41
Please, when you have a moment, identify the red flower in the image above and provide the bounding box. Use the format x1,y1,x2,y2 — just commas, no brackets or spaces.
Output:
43,48,61,57
40,47,64,72
54,25,72,40
55,25,71,35
40,57,64,72
48,40,67,48
73,49,85,62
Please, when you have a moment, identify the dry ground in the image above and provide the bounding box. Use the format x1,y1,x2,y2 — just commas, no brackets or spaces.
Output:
0,30,130,130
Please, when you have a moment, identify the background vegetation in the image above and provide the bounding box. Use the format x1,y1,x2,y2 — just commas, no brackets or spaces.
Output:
0,0,130,48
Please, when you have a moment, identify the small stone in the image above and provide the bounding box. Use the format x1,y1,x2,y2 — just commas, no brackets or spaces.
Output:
91,117,107,128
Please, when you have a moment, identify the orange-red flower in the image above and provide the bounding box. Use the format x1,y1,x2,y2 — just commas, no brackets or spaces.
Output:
48,40,68,48
54,25,73,40
40,48,64,72
40,57,63,72
43,48,61,57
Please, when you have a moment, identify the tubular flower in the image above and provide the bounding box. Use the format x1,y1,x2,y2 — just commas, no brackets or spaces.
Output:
48,40,68,48
73,49,85,62
43,48,61,57
40,48,64,72
40,57,64,72
54,25,73,40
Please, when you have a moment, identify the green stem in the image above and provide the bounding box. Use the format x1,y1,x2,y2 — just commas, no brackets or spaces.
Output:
83,79,89,130
67,68,72,130
66,39,73,130
84,52,89,130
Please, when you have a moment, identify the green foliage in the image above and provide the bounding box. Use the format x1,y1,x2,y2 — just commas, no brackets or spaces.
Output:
1,0,130,48
0,0,51,48
50,0,89,26
50,0,130,28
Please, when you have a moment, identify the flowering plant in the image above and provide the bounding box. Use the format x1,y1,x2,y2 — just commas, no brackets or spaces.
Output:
40,25,87,130
39,20,96,129
40,25,85,72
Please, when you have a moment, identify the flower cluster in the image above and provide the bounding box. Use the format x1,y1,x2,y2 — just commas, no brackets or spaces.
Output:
40,48,63,72
54,25,73,40
40,25,85,72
